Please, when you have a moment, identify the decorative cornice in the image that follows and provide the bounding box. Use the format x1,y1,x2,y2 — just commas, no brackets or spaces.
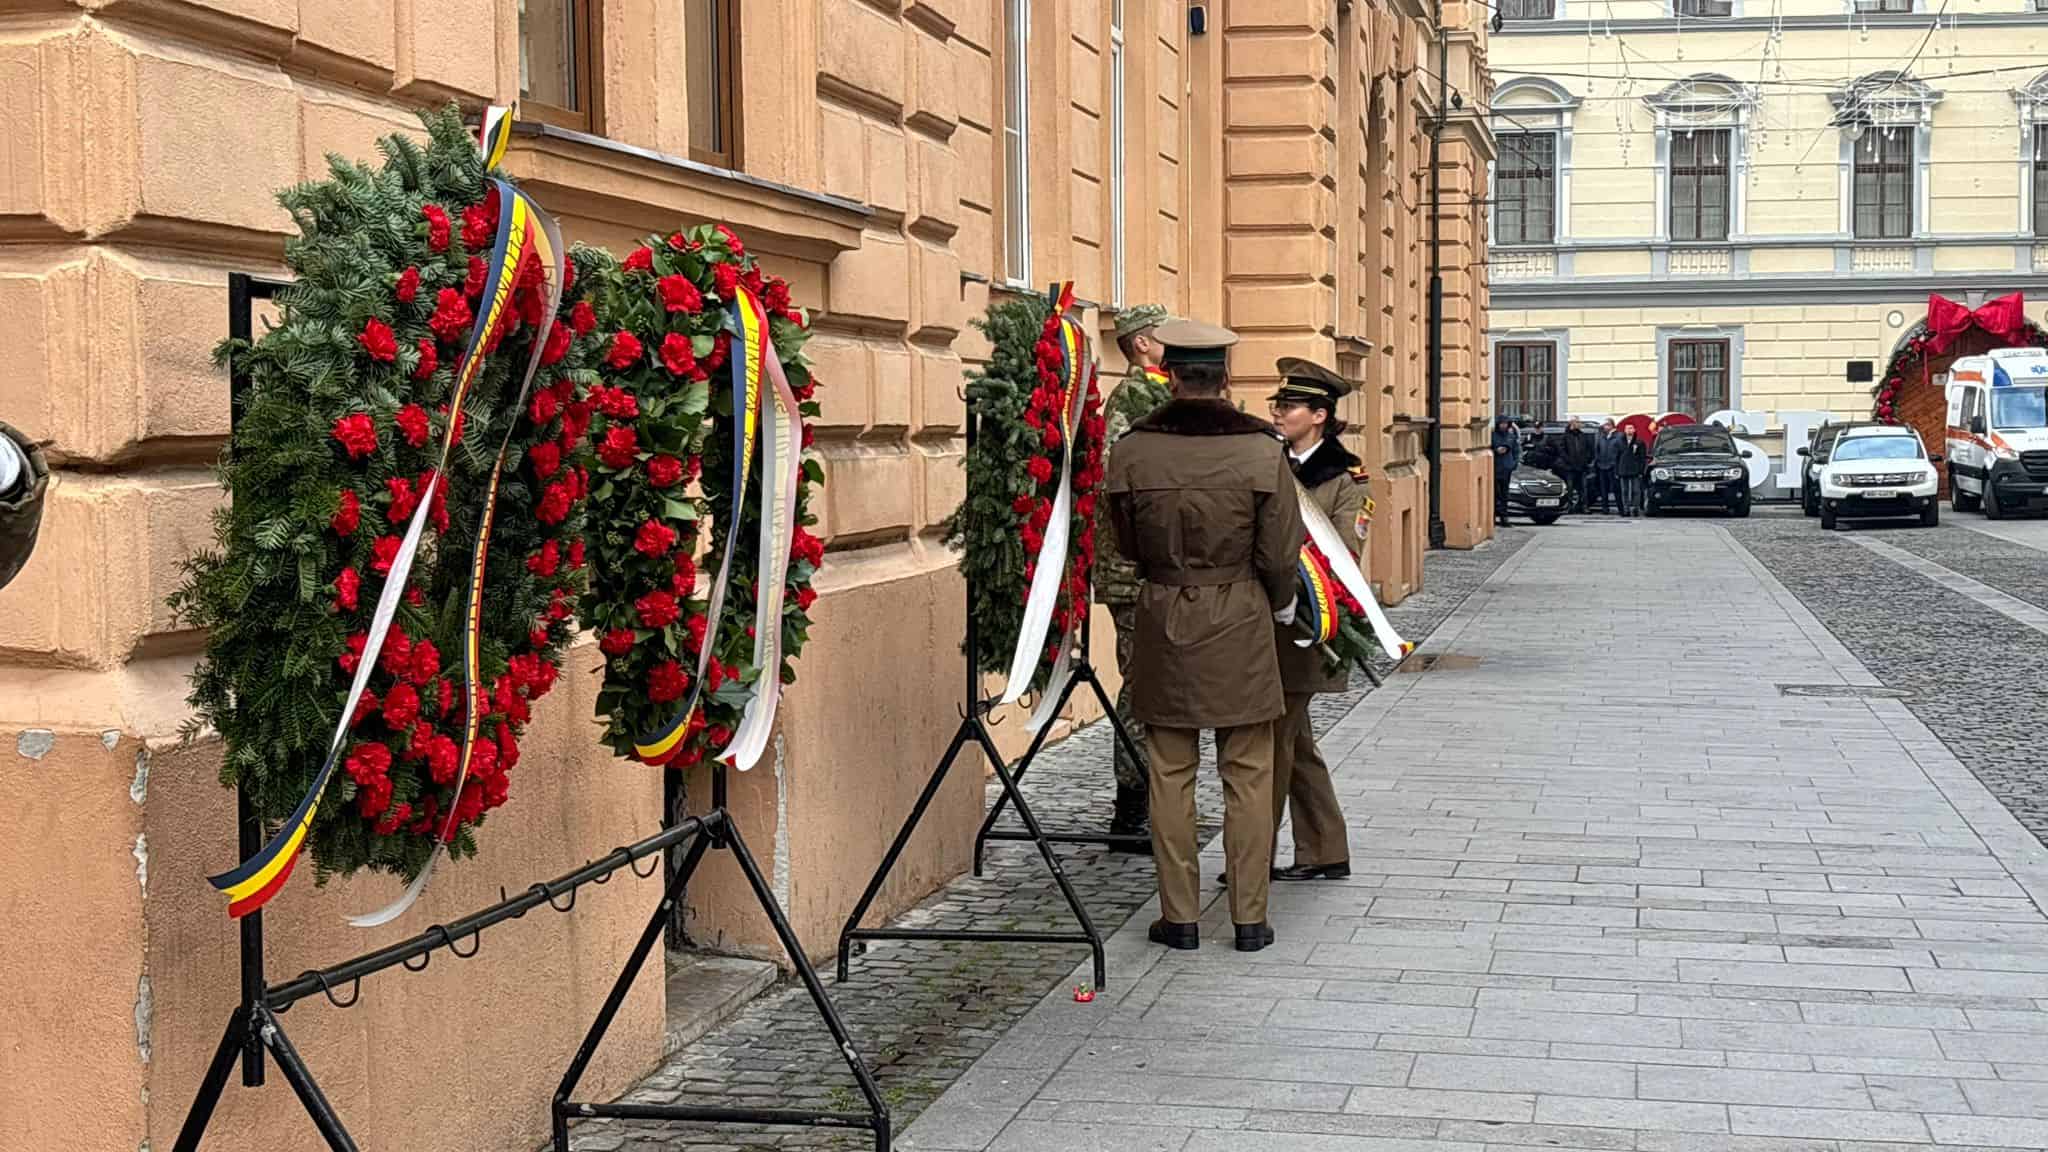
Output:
1495,270,2048,308
1496,10,2048,34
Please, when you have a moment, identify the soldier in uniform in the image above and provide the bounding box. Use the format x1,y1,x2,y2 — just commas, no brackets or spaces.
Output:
1095,304,1174,848
1105,320,1304,953
1264,358,1362,882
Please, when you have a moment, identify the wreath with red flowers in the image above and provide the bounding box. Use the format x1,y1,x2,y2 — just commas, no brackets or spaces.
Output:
577,223,824,766
1871,321,2048,421
171,108,599,882
943,292,1107,684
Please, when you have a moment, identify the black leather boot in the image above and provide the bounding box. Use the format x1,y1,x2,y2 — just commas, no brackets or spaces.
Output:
1109,784,1152,855
1149,918,1200,950
1234,922,1276,953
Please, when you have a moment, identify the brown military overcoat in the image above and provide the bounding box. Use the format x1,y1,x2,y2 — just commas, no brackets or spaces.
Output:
1277,438,1370,696
1105,399,1305,729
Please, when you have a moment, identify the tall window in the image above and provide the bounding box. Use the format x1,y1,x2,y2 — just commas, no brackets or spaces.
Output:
1668,339,1730,420
1496,343,1558,422
1495,134,1557,245
1853,125,1914,239
519,0,599,133
1500,0,1556,18
1670,129,1731,241
1109,0,1126,305
1673,0,1733,14
1003,0,1032,286
2035,125,2048,235
686,0,741,167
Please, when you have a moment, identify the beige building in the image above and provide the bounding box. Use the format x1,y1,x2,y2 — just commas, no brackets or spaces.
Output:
1488,0,2048,488
0,2,1490,1150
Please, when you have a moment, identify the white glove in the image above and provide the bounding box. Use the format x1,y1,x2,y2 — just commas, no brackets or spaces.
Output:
1272,596,1298,626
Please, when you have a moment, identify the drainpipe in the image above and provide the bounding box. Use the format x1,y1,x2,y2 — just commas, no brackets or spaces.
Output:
1426,0,1449,549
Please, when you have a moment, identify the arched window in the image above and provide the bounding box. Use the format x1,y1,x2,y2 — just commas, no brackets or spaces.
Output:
2014,72,2048,236
1643,75,1755,245
1830,72,1941,240
1490,78,1580,248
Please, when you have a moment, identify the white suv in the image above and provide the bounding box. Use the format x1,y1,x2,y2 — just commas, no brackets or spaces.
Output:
1818,426,1943,531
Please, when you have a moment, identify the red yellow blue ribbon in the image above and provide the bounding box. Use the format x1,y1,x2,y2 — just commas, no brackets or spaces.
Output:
1294,546,1341,647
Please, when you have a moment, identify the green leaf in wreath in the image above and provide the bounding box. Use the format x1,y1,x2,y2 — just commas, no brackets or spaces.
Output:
662,498,701,522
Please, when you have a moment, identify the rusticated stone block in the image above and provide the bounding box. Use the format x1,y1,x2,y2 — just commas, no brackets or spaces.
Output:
1226,134,1327,180
1224,32,1330,80
133,50,298,238
911,239,961,340
914,344,964,434
297,0,396,73
1069,176,1102,247
1227,232,1330,280
912,136,960,237
394,0,497,100
1223,82,1328,134
825,231,911,326
872,345,913,432
821,444,917,539
804,335,873,431
1227,183,1330,232
919,440,966,528
1227,280,1332,331
955,204,995,285
954,37,993,132
955,123,994,213
908,26,958,138
1223,0,1328,32
818,0,905,115
866,123,909,216
99,0,297,41
0,32,85,237
819,102,869,204
300,90,421,182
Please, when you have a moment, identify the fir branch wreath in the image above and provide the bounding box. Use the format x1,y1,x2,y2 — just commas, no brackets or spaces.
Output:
578,224,824,767
170,107,599,883
942,292,1107,686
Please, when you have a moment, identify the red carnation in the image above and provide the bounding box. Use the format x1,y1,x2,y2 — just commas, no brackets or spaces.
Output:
708,331,732,372
436,678,455,717
562,401,594,444
383,682,421,730
607,329,643,370
796,585,818,611
396,266,420,303
332,566,361,612
536,480,574,524
430,288,473,344
647,454,684,488
409,639,441,685
425,734,460,784
599,628,636,657
529,440,562,478
597,387,639,419
684,612,709,654
370,534,403,575
648,660,689,703
392,403,430,448
710,261,741,300
462,203,493,249
386,476,420,525
1026,456,1055,485
1022,523,1044,553
423,470,449,532
422,203,451,252
660,332,697,376
332,489,362,536
529,388,559,426
541,321,572,366
763,279,791,313
717,225,745,256
345,740,393,787
598,425,639,470
377,629,413,679
792,527,825,567
339,631,368,673
635,519,679,557
359,317,398,362
623,246,655,274
658,274,704,314
568,538,586,569
802,423,815,449
464,254,488,300
570,299,597,335
527,539,561,577
332,413,378,459
636,590,681,629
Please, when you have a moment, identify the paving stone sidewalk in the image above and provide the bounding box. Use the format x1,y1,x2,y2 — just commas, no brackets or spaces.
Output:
901,517,2048,1152
564,534,1533,1150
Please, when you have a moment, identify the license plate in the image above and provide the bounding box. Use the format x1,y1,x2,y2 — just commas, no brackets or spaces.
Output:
1862,490,1896,499
1536,498,1560,508
1683,482,1715,493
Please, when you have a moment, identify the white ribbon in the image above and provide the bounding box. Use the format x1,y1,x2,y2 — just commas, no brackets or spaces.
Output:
1296,481,1408,662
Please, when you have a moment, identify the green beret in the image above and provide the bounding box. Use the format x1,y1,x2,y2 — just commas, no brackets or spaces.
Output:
1114,304,1171,340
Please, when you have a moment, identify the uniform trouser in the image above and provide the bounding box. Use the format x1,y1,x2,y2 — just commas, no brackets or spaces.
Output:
1107,603,1148,791
1271,692,1350,868
1148,723,1274,927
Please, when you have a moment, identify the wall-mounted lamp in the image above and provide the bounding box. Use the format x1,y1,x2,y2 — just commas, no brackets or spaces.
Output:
1189,5,1208,35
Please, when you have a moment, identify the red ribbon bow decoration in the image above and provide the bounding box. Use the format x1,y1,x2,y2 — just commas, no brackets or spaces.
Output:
1927,292,2027,355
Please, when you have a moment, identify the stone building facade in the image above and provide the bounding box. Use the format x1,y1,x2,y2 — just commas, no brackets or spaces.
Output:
0,2,1490,1151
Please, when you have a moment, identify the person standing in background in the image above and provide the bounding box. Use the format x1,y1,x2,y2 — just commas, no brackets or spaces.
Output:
1592,419,1622,514
1093,304,1174,851
1491,415,1521,527
1617,425,1648,518
1559,417,1593,513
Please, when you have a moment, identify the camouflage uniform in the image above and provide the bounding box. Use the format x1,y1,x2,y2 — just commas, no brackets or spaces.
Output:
0,421,48,592
1096,306,1173,831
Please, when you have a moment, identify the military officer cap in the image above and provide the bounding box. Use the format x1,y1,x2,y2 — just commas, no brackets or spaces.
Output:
1114,303,1171,340
1154,319,1238,367
1272,357,1353,406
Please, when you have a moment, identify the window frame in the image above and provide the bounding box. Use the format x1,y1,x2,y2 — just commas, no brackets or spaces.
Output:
1673,0,1733,15
687,0,743,169
1665,339,1732,422
1109,0,1126,306
1002,0,1033,288
1500,0,1557,20
1668,128,1732,242
1852,0,1914,12
1852,124,1916,240
1495,132,1559,247
1494,341,1561,424
2034,123,2048,236
520,0,603,135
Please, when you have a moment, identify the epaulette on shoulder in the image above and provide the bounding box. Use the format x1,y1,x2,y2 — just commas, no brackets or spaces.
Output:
1347,463,1371,483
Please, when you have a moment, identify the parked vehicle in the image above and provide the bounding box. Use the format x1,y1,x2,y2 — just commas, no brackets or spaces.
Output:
1817,425,1943,530
1797,420,1883,517
1644,424,1753,517
1945,347,2048,519
1504,464,1569,525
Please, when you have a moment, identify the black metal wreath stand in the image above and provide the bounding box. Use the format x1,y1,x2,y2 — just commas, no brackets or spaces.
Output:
836,411,1107,992
173,275,889,1152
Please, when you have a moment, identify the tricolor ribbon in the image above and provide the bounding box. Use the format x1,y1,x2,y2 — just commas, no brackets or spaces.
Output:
1002,284,1090,730
1294,481,1410,662
1293,546,1341,648
632,285,801,772
1142,365,1169,388
208,107,566,923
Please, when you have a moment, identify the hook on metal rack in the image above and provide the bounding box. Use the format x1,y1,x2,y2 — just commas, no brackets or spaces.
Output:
544,881,577,913
314,971,361,1010
448,928,482,958
401,950,433,973
627,851,662,879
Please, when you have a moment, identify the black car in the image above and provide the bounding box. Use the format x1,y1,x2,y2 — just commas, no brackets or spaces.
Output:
1645,424,1754,517
1796,420,1882,517
1504,464,1569,524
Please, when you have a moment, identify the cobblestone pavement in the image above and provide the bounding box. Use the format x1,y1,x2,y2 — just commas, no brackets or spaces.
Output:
565,533,1534,1151
899,515,2048,1152
1729,513,2048,846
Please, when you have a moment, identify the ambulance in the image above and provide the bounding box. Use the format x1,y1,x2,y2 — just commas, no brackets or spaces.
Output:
1944,347,2048,518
